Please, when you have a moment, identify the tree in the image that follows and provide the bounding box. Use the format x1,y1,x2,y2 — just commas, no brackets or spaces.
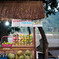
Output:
41,0,59,17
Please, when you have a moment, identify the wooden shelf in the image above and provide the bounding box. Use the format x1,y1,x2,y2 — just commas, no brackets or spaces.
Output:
0,47,35,51
0,45,34,48
12,45,34,48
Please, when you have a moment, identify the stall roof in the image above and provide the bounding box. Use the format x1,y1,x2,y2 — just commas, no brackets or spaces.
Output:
0,1,45,20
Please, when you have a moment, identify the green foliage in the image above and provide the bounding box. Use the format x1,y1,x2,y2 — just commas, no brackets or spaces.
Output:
42,0,59,17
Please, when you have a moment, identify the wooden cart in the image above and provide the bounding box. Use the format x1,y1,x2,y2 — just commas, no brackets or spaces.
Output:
0,1,48,59
0,27,36,59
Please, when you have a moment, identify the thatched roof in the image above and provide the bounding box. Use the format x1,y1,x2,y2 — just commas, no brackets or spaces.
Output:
0,1,45,20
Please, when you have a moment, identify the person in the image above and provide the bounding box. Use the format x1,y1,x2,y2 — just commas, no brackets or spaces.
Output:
36,38,43,52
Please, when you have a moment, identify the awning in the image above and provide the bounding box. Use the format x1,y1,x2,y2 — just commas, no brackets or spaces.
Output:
0,1,45,20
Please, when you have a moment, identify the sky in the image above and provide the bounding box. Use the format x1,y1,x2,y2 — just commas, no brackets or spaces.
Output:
42,11,59,34
43,12,59,26
57,0,59,2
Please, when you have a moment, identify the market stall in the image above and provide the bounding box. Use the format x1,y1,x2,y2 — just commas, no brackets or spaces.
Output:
0,1,48,59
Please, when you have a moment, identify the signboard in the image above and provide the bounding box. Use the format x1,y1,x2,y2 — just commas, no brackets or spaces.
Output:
12,19,42,27
33,20,42,27
20,21,32,27
12,19,21,27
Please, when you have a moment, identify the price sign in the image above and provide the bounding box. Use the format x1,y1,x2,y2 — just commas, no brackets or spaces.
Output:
12,19,42,27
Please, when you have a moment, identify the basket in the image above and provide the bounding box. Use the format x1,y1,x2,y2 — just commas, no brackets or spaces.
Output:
2,44,12,47
1,36,12,47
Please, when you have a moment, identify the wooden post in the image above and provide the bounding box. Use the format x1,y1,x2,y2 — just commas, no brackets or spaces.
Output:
33,27,36,59
38,27,48,59
28,27,31,35
28,27,36,59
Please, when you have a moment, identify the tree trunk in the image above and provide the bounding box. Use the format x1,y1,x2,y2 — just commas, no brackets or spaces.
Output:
38,27,48,59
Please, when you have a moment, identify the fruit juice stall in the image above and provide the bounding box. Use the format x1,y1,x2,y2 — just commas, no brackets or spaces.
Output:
0,19,39,59
0,19,37,59
0,1,48,59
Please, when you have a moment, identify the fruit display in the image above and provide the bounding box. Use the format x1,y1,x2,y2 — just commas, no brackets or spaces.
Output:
18,55,24,59
3,50,33,59
13,34,33,46
25,50,33,59
2,41,12,47
0,21,36,59
2,41,12,45
16,50,33,59
8,53,15,59
25,50,31,56
16,50,23,56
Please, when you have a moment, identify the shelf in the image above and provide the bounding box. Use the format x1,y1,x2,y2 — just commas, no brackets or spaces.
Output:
0,44,34,48
0,45,34,48
12,45,34,48
0,48,35,59
0,47,35,51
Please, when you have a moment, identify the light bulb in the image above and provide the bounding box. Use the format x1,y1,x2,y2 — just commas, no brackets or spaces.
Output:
5,21,9,26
